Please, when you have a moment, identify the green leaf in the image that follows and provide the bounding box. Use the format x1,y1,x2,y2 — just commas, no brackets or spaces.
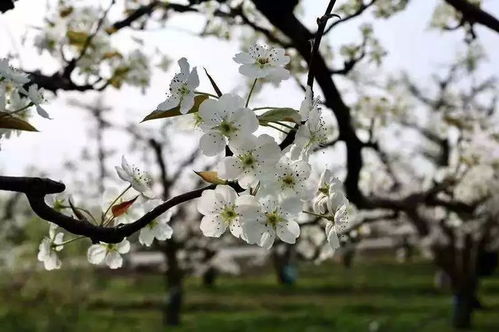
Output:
194,171,227,185
257,108,301,124
203,67,222,97
0,113,38,132
141,95,209,122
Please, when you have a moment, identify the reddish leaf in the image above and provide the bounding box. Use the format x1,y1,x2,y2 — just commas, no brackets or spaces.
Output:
111,196,138,217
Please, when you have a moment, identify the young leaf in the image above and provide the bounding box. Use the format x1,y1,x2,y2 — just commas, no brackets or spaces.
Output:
111,196,139,218
66,30,89,47
0,113,38,131
194,171,227,185
69,198,86,221
203,67,222,97
257,108,301,124
141,95,208,122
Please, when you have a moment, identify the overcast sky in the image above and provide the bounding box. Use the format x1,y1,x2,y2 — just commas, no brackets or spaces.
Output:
0,0,498,185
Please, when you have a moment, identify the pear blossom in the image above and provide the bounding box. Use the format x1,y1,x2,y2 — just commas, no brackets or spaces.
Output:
0,58,29,86
115,156,154,198
87,239,131,269
157,57,199,114
37,223,64,270
263,156,312,199
198,93,259,156
293,108,328,160
27,84,50,119
325,205,349,252
233,44,290,82
243,196,301,249
139,199,173,246
299,86,320,121
313,170,346,214
197,185,260,239
218,134,281,188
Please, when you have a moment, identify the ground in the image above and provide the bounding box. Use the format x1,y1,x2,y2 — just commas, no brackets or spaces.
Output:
0,257,498,331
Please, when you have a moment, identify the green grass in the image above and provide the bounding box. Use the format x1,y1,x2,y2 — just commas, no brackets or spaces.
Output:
0,258,498,331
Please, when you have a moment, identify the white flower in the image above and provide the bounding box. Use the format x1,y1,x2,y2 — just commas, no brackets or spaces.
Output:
87,239,131,269
0,58,29,86
197,185,260,239
299,86,320,121
115,156,154,198
218,134,281,188
198,93,259,156
27,84,50,119
325,205,349,252
139,200,173,246
233,44,290,82
263,156,312,199
157,57,199,114
243,196,301,249
293,108,328,160
37,223,64,270
313,170,345,214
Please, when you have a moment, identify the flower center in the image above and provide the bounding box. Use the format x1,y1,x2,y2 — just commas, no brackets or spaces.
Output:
218,120,237,136
178,83,190,96
257,57,269,68
265,211,283,227
220,205,238,223
319,184,330,195
239,152,256,168
281,175,295,188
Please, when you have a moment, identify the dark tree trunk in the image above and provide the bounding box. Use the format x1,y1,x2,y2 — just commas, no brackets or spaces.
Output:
452,290,474,329
202,267,218,288
272,244,297,285
163,239,183,326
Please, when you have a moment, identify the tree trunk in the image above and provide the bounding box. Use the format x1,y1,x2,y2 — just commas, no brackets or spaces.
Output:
272,244,297,285
452,291,473,329
163,240,183,326
202,267,218,288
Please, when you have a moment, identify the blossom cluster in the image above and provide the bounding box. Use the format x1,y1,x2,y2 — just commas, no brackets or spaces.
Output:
37,44,351,271
0,58,49,149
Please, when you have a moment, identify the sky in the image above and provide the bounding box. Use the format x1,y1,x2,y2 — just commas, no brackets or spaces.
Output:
0,0,498,185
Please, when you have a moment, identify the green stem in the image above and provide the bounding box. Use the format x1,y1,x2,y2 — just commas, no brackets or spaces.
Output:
303,210,327,218
194,91,219,99
102,184,132,224
55,235,86,247
60,205,98,224
275,121,296,130
245,79,258,108
0,103,34,118
265,123,289,135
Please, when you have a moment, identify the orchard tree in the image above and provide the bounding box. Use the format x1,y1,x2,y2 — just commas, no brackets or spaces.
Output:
1,0,499,329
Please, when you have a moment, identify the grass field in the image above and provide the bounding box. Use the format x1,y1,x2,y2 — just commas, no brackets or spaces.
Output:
0,257,498,331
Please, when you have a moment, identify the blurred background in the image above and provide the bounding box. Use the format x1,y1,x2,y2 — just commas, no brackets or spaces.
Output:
1,0,499,331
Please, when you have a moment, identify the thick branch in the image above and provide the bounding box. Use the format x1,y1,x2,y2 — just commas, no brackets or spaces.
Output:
0,176,213,243
445,0,499,34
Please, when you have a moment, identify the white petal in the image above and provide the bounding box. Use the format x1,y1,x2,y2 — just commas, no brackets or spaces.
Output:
178,57,190,75
239,64,267,79
233,52,254,64
179,92,195,114
199,99,222,127
198,189,221,215
155,222,173,240
187,67,199,89
121,156,133,175
276,220,300,244
87,244,107,265
105,251,123,269
230,109,259,137
200,214,227,237
215,185,237,204
199,132,225,156
229,219,243,238
327,229,341,251
116,239,131,254
139,227,155,246
259,231,276,249
157,95,181,111
218,156,242,180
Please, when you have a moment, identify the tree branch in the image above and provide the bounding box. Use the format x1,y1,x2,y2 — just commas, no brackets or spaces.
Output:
445,0,499,34
0,176,213,243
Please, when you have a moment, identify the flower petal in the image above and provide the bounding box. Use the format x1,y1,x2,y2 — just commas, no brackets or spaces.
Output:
200,214,227,237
